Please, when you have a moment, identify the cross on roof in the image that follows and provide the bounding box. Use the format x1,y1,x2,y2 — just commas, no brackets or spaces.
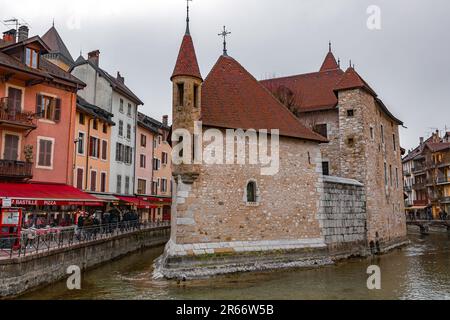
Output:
186,0,193,35
218,26,231,56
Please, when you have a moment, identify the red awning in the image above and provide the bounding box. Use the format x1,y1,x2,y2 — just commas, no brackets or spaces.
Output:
142,196,172,204
0,183,103,207
116,196,157,209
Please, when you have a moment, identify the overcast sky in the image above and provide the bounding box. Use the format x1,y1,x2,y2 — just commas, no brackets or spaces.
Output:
1,0,449,150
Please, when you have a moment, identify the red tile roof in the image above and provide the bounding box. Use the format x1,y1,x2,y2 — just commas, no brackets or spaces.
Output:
171,34,202,81
201,55,327,142
320,51,339,72
425,142,450,153
260,69,344,112
334,67,377,96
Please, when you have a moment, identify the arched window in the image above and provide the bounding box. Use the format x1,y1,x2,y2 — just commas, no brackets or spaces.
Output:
246,181,257,203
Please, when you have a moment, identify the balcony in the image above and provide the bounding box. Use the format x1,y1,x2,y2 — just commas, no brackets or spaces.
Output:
441,196,450,204
0,98,37,130
412,164,425,174
413,200,428,207
0,160,33,180
437,177,450,185
413,181,427,190
404,171,412,177
404,185,412,192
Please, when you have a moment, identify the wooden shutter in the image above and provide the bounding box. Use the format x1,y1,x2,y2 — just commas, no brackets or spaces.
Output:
76,168,83,189
44,140,52,166
102,140,107,160
90,171,97,191
54,98,61,122
36,94,43,117
101,173,106,193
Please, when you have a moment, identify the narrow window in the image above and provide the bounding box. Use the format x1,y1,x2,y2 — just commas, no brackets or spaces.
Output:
140,154,146,168
100,172,107,193
79,113,85,125
347,109,354,117
381,125,385,143
194,84,199,108
322,161,330,176
246,181,257,203
118,120,123,137
93,120,98,130
116,175,122,194
384,163,388,186
76,168,83,190
101,140,108,160
119,99,124,113
77,132,85,154
90,171,97,192
125,176,130,195
127,103,132,116
395,168,399,189
389,165,393,187
141,134,146,147
103,123,108,134
393,134,396,151
38,139,53,167
127,124,131,140
370,127,374,140
138,179,146,195
177,83,184,106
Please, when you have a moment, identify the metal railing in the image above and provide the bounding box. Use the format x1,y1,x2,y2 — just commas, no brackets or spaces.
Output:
0,97,36,126
0,160,32,179
0,220,170,260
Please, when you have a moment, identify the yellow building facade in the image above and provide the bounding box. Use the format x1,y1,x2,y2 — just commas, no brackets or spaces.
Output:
74,96,115,194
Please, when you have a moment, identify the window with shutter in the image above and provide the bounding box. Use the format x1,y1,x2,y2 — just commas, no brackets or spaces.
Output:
76,168,83,189
100,172,107,192
36,94,43,117
102,140,107,160
7,87,22,113
38,139,53,167
3,134,19,161
54,98,61,122
90,171,97,191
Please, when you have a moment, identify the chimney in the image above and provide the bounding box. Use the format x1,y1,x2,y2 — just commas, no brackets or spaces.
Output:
2,29,16,43
162,115,168,126
420,137,424,146
17,25,29,42
116,71,125,84
88,50,100,67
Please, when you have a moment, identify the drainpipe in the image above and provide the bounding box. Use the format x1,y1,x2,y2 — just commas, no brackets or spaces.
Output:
67,90,76,185
85,117,93,190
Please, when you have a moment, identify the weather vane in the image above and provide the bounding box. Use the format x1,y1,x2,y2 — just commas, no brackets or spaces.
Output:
218,26,231,56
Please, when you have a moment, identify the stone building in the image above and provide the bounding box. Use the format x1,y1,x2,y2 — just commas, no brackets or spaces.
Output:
261,46,407,247
156,12,408,278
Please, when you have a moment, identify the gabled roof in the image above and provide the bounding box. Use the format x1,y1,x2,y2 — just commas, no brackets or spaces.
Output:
402,136,434,162
424,142,450,153
320,51,339,72
0,35,51,53
0,40,84,88
72,57,143,105
201,55,327,142
42,26,75,65
171,34,202,81
77,96,115,125
334,66,377,96
138,112,170,134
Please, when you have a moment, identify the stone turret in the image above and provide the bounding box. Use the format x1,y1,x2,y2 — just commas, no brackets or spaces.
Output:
171,28,203,183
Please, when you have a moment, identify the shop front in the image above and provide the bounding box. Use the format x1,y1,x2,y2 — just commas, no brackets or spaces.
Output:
0,183,102,229
141,197,172,222
116,196,156,223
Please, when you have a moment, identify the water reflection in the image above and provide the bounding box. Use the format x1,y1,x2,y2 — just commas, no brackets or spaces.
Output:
20,232,450,300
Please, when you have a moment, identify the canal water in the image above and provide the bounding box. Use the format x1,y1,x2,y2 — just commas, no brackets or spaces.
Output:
21,231,450,300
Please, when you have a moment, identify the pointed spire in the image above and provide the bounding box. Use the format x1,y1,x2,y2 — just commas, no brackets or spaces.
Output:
171,34,202,81
319,42,339,72
334,66,376,96
185,0,192,35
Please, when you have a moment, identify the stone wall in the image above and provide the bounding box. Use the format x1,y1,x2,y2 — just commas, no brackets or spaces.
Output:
318,176,368,258
337,89,407,245
0,226,170,298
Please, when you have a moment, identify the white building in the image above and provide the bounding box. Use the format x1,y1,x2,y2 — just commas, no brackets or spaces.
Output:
71,50,143,195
